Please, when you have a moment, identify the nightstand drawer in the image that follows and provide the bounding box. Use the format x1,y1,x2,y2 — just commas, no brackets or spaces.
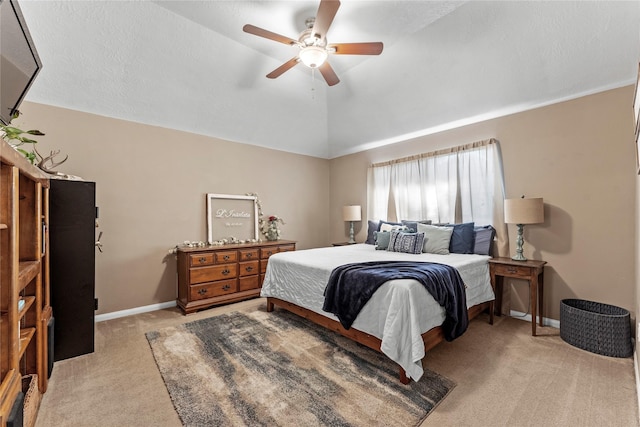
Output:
492,264,532,278
190,264,237,284
190,279,237,300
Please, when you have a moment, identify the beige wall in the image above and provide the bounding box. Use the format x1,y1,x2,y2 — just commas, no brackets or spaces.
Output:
17,102,331,314
15,86,637,321
330,86,637,321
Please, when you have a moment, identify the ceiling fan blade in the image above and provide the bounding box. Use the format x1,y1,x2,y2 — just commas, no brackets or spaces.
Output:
318,61,340,86
328,42,384,55
266,57,300,79
312,0,340,39
243,24,298,46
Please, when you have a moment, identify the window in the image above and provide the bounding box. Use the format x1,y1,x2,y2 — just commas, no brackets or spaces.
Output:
367,139,504,227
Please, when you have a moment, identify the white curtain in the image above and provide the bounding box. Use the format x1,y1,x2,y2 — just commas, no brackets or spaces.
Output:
366,139,507,255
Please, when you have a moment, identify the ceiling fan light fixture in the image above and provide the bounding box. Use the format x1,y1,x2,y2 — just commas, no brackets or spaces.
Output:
299,46,328,68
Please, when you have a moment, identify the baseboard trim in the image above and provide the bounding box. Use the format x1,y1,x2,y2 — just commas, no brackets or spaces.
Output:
95,301,177,322
508,310,560,329
635,348,640,426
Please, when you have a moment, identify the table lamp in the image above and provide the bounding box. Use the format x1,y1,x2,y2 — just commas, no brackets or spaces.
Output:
342,205,361,244
504,196,544,261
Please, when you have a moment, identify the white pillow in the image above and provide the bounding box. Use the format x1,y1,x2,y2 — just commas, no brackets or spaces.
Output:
417,223,454,254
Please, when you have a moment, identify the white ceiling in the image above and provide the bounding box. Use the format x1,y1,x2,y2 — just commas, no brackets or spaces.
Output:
19,0,640,159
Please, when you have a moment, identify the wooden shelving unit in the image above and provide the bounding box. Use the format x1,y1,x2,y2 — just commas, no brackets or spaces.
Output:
0,138,50,426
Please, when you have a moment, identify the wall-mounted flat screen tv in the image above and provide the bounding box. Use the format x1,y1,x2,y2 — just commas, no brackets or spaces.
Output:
0,0,42,125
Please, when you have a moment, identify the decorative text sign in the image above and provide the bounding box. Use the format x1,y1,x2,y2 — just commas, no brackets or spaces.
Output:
206,193,258,243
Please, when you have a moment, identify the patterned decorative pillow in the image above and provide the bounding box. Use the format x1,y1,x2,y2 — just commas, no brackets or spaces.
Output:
374,230,392,250
386,231,425,255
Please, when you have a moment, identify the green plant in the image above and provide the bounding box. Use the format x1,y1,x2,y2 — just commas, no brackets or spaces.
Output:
0,111,45,164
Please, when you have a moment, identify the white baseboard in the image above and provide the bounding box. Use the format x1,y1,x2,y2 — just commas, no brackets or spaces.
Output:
508,309,560,329
635,348,640,426
95,301,177,322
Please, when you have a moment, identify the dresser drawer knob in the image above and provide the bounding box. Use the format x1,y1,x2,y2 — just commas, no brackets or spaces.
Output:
198,257,207,264
222,269,230,275
223,255,230,260
267,251,273,256
198,288,207,295
247,253,253,258
245,266,253,272
222,284,230,291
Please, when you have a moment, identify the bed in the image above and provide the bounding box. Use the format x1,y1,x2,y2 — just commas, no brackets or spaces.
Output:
260,243,495,384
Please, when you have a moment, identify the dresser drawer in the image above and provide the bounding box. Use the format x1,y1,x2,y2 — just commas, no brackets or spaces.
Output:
239,249,259,261
239,275,260,291
190,264,237,284
260,260,269,274
492,264,532,278
239,260,259,277
189,253,215,267
190,279,237,301
260,247,278,259
278,244,295,253
215,251,237,264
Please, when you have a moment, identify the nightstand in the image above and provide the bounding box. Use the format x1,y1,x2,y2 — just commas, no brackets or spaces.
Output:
332,242,356,246
488,257,547,336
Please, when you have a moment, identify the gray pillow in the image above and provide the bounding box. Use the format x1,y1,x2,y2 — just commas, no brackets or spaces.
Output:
473,225,496,255
387,231,425,254
417,223,453,255
374,230,391,250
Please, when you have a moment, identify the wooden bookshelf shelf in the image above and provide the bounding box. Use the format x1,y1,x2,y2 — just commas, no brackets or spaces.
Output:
1,137,51,425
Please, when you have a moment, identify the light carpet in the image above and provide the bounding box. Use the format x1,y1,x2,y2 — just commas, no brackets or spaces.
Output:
146,309,455,427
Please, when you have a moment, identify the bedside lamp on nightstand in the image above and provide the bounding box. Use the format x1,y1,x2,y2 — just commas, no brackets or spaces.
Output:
504,196,544,261
342,205,361,244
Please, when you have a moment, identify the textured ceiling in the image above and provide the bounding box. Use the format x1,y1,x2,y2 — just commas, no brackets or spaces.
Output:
19,1,640,159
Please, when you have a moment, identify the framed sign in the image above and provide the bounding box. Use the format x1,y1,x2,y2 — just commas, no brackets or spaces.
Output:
206,193,259,243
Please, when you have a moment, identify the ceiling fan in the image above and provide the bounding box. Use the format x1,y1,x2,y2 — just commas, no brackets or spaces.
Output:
243,0,383,86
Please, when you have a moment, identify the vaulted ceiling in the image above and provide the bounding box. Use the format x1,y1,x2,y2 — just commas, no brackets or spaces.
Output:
20,1,640,159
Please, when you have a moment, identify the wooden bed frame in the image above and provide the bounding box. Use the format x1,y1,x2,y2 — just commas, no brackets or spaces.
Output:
266,297,494,384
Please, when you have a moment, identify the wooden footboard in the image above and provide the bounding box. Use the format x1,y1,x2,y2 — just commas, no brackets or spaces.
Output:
266,297,493,384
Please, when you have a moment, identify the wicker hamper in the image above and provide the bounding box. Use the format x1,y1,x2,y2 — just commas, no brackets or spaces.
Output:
22,374,41,427
560,299,632,358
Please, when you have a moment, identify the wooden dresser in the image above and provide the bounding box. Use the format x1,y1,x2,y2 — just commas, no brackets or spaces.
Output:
176,240,296,314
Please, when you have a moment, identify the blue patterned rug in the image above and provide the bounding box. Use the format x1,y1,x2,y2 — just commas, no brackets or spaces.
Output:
146,308,454,427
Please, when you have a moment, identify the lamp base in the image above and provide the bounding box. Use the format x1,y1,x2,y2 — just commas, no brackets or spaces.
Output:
348,221,356,244
511,223,527,261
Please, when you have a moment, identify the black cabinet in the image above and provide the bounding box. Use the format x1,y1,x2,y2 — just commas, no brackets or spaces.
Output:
49,179,96,361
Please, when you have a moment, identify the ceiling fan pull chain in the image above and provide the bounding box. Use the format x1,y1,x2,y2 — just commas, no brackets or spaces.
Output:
311,68,316,99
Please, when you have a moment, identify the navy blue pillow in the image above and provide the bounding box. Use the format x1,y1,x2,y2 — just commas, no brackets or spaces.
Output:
446,222,475,254
401,219,432,233
365,220,380,244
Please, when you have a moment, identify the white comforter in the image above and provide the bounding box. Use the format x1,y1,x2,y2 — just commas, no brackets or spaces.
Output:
260,244,494,381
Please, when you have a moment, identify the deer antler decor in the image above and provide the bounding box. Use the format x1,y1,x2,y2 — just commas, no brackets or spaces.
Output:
34,146,68,174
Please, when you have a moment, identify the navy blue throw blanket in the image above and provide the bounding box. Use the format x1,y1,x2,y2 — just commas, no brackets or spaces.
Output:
322,261,468,341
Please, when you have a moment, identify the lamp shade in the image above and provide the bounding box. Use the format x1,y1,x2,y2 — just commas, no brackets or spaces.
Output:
342,205,362,222
504,197,544,224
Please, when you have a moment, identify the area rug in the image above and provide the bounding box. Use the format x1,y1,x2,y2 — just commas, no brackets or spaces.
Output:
146,309,455,427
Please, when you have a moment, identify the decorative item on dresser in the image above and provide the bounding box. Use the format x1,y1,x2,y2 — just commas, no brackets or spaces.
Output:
176,240,296,314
